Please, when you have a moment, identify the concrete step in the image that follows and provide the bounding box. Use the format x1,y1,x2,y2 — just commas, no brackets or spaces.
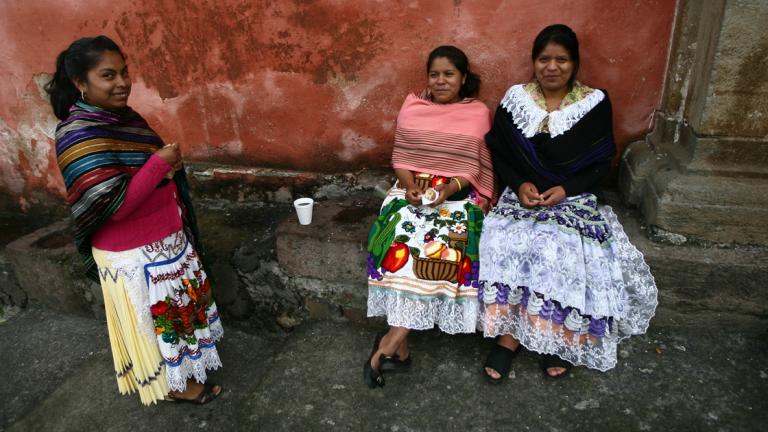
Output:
4,193,766,337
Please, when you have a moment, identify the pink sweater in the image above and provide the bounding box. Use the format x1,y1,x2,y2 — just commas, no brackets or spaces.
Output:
90,155,184,252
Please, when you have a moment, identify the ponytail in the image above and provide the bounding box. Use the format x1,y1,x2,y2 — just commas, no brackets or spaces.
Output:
45,49,80,120
44,35,124,120
460,71,481,99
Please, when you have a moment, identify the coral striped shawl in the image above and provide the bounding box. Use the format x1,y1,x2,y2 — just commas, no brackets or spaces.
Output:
55,101,200,280
391,93,495,202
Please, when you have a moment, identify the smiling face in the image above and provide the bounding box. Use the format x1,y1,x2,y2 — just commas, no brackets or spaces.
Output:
428,56,465,104
533,42,575,94
74,50,131,110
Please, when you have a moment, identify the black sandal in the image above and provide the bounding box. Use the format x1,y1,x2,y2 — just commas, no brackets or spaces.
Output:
482,343,520,384
363,332,386,389
167,382,222,405
542,354,572,379
380,353,412,373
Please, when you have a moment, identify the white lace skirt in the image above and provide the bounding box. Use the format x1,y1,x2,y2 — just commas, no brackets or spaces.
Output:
92,230,224,404
366,184,484,334
478,189,657,371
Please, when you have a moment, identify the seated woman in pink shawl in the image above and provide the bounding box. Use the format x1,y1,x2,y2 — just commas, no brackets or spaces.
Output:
363,46,495,388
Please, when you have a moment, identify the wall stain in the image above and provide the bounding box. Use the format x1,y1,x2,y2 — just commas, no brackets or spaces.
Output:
716,38,768,137
113,0,386,98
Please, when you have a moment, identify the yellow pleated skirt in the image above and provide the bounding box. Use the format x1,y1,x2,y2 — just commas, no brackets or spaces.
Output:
91,230,223,406
93,246,170,405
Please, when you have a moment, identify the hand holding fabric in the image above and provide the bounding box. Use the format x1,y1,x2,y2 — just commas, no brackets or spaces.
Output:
405,185,423,206
540,185,566,207
518,182,542,208
155,143,181,175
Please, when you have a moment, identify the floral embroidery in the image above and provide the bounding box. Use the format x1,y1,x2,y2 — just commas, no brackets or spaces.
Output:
451,210,465,220
525,80,595,111
450,224,467,235
150,272,213,346
401,221,416,233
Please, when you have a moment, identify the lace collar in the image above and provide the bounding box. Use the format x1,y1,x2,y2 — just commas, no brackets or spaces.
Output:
500,81,604,138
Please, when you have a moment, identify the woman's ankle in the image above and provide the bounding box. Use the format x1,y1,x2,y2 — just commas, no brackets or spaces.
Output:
497,335,520,351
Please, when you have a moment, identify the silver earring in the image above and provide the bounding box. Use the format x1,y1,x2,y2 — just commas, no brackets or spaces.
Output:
81,90,87,101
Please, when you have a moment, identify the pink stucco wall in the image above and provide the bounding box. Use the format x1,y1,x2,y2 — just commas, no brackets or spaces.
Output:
0,0,676,211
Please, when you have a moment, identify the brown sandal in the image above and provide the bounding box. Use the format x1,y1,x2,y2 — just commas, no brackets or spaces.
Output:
167,382,222,405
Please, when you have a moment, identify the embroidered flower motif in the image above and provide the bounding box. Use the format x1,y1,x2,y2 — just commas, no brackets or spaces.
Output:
439,208,450,218
423,232,435,242
451,210,465,221
150,300,169,317
401,221,416,233
526,294,544,316
564,309,583,331
482,283,498,305
507,286,524,305
450,224,467,234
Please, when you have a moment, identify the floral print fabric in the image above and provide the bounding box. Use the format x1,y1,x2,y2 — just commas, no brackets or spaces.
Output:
99,230,223,392
478,188,657,370
366,179,484,334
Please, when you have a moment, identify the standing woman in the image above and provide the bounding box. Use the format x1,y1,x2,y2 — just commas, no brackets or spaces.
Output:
364,46,495,388
479,25,657,382
46,36,223,405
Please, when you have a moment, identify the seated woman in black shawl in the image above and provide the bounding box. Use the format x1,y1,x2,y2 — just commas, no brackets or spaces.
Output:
478,24,657,382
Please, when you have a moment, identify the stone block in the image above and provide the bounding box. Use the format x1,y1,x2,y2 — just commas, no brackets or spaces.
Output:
611,201,768,315
4,220,101,317
276,198,378,283
619,140,655,206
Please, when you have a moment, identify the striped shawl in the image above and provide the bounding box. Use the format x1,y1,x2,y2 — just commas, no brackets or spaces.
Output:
55,101,200,281
391,93,495,202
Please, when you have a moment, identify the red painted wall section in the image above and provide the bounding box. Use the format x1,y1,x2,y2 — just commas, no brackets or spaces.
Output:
0,0,677,210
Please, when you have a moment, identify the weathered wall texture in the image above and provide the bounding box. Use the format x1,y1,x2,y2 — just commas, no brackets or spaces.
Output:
692,0,768,137
0,0,676,212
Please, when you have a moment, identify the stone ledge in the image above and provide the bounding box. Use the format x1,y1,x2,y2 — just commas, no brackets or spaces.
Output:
276,197,379,283
4,220,102,318
5,196,766,329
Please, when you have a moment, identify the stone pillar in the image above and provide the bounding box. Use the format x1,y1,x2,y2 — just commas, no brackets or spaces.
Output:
620,0,768,245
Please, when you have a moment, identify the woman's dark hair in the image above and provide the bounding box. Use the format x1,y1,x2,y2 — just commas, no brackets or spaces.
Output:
532,24,580,88
45,35,124,120
426,45,481,99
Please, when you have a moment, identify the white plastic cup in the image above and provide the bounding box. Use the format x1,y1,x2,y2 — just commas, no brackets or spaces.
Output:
421,187,439,206
293,198,314,225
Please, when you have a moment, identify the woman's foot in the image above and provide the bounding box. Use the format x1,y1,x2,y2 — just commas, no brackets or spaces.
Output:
363,332,387,388
380,338,411,372
364,328,411,388
483,336,520,383
542,354,572,378
168,380,222,404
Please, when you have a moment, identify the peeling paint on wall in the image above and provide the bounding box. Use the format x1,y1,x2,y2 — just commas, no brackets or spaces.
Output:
0,0,676,212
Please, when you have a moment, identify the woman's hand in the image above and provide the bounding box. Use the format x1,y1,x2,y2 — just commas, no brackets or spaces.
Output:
429,181,459,208
405,185,423,206
155,143,182,173
518,182,542,208
539,186,566,207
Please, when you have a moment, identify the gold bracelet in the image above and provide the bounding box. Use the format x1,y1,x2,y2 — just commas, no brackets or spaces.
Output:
451,177,463,190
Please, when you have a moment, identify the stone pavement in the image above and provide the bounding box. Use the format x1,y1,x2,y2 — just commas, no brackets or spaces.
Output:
1,304,766,431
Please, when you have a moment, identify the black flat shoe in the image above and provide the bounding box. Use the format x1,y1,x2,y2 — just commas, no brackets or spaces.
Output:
542,354,572,379
363,332,386,389
380,353,412,373
482,343,520,384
